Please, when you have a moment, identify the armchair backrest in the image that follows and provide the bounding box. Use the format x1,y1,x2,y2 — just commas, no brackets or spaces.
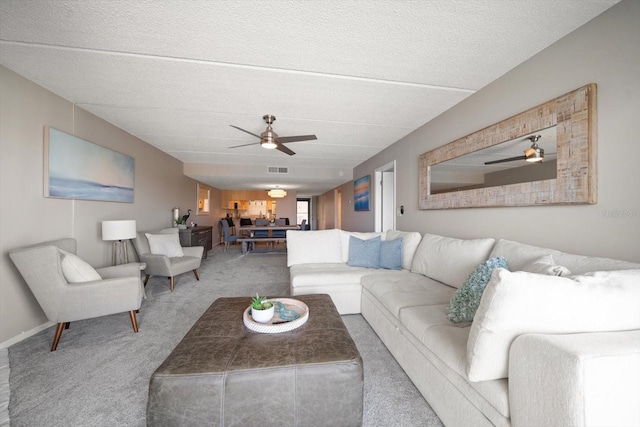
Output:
132,228,178,257
240,218,252,226
9,238,77,321
275,218,287,226
255,218,268,226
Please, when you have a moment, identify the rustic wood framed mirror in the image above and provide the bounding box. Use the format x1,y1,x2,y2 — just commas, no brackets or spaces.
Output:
419,84,596,209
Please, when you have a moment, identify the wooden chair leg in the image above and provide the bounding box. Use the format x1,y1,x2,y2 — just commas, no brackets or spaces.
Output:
170,277,175,292
143,274,150,286
193,269,200,281
51,323,65,352
129,311,139,333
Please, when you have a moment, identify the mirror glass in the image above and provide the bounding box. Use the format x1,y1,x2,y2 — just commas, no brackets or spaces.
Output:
419,84,596,209
430,125,557,194
196,183,211,215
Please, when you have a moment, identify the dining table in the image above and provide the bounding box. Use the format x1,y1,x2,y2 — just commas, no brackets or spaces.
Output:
237,224,300,237
236,224,300,254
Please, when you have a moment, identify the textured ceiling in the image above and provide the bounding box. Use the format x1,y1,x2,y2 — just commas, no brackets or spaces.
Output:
0,1,619,195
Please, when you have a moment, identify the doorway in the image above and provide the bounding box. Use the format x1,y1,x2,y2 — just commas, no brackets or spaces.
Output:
296,198,311,229
374,161,396,233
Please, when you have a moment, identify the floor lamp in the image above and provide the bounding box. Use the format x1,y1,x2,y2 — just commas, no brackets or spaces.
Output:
102,220,137,266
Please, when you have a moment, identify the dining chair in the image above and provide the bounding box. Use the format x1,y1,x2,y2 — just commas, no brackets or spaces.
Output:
272,218,287,239
254,218,269,238
220,219,238,251
300,219,308,230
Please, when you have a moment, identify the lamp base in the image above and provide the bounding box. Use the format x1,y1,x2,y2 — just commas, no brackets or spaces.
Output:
111,240,130,266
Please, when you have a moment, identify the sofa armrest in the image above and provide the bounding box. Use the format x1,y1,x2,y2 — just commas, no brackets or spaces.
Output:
509,330,640,427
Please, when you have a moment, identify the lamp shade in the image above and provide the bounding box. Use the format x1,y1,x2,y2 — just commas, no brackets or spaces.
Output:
268,189,287,198
102,220,137,241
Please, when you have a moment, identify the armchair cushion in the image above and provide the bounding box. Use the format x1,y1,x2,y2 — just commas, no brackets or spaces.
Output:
60,249,102,283
145,232,184,258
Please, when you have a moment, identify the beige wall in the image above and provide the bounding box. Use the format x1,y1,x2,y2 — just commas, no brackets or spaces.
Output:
344,1,640,262
0,66,219,345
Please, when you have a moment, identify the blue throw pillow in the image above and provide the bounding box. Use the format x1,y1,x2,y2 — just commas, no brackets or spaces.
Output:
347,236,381,268
379,239,403,270
447,257,508,323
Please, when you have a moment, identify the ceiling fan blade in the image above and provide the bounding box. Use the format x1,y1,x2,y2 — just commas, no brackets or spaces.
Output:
276,144,296,156
228,142,259,149
230,125,262,139
484,155,527,165
276,135,317,144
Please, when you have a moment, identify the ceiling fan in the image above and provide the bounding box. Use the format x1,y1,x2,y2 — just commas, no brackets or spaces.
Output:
228,115,317,156
484,135,545,165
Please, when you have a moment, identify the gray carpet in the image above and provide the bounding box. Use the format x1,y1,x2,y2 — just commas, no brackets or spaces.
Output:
8,245,442,427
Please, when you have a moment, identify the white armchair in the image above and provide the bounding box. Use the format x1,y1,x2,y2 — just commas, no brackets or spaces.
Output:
132,228,204,292
9,238,144,351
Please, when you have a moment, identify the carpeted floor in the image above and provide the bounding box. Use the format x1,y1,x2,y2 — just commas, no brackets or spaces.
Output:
7,245,442,426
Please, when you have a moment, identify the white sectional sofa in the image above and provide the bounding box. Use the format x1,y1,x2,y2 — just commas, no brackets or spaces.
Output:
286,229,640,427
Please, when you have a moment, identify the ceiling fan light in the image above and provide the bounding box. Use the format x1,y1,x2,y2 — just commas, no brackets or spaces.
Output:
268,189,287,198
261,140,277,149
526,147,544,162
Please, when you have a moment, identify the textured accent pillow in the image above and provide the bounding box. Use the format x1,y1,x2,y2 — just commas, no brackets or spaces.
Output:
447,257,508,323
347,236,381,268
146,233,184,258
59,249,102,283
520,254,571,276
466,268,640,382
379,239,403,270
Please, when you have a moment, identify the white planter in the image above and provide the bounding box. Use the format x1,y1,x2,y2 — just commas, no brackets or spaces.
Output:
177,224,187,229
251,305,275,323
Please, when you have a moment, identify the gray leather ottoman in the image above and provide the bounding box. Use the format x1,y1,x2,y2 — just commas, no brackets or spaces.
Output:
147,294,363,426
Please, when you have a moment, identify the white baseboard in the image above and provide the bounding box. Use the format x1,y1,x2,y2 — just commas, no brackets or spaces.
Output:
0,321,54,350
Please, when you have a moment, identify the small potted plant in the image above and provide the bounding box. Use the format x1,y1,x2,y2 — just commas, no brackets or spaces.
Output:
251,293,274,323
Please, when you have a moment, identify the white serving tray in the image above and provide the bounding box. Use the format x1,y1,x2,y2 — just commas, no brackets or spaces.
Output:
243,298,309,333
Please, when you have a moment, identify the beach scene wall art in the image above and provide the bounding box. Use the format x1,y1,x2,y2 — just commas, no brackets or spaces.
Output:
44,127,134,202
354,175,370,211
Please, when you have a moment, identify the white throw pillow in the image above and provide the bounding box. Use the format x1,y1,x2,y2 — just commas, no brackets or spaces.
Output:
286,229,343,266
60,249,102,283
386,230,422,270
145,233,184,258
410,233,495,288
466,268,640,382
520,254,571,276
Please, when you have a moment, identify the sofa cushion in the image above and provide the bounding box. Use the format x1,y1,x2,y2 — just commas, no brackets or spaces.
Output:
399,304,511,419
59,249,102,283
466,268,640,382
520,254,571,276
489,239,640,274
361,271,455,318
447,257,508,323
410,233,495,288
379,239,403,270
386,230,422,270
287,229,342,266
290,263,376,288
340,231,385,263
347,236,382,268
145,232,184,258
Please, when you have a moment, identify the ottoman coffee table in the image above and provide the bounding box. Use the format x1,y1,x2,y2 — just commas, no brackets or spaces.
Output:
147,294,363,426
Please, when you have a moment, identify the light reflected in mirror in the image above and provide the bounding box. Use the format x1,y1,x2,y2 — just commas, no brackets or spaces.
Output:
430,125,557,194
197,183,211,215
